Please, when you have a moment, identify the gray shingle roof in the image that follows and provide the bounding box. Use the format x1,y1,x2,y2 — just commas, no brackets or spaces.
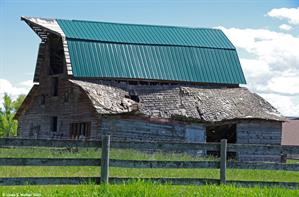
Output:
70,80,284,122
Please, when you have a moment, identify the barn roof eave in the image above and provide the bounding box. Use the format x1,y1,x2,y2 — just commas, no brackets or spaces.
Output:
14,84,39,120
21,16,73,81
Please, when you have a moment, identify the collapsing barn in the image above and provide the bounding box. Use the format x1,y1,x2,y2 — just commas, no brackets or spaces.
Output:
16,17,285,162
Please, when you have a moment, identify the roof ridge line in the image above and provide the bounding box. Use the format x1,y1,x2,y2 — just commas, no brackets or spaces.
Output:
58,18,221,31
66,37,236,50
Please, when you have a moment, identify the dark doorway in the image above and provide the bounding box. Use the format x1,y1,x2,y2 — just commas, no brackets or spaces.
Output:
52,77,59,96
206,124,236,159
69,122,91,139
51,116,58,132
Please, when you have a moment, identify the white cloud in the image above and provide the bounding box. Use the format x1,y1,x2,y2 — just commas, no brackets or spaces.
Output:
218,26,299,72
19,80,33,87
0,79,32,107
267,7,299,25
267,74,299,95
239,58,272,93
259,93,299,117
279,24,292,31
217,16,299,116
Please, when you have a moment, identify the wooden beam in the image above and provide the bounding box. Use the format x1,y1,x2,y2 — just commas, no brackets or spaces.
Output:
101,135,110,184
0,138,299,155
227,144,299,155
220,139,227,184
111,141,220,151
227,162,299,171
0,158,298,171
0,158,100,166
0,138,101,148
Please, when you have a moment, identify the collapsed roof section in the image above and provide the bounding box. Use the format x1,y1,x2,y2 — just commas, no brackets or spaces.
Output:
70,80,285,122
22,16,246,85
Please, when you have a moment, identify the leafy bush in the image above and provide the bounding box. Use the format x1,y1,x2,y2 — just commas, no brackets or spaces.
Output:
0,94,25,137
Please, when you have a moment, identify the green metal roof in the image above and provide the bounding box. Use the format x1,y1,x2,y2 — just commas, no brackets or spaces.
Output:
56,19,246,84
57,19,235,49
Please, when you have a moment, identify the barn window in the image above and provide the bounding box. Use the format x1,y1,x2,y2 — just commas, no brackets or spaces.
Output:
64,91,70,103
69,122,91,139
51,116,58,132
52,77,58,96
40,95,45,105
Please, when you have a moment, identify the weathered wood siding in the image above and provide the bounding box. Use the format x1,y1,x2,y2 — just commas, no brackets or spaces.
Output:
236,120,282,162
17,35,99,139
18,85,100,139
100,117,206,143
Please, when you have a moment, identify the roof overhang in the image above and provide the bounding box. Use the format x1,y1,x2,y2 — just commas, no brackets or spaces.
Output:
21,16,73,80
21,16,63,42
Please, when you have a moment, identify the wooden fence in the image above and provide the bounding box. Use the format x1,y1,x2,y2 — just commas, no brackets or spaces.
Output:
0,136,299,188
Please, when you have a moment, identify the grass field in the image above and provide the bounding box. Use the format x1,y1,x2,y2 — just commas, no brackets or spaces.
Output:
0,147,298,196
0,166,298,183
1,181,299,197
0,147,216,161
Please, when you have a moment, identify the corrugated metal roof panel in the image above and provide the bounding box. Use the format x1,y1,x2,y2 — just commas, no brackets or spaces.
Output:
57,19,235,49
67,40,246,84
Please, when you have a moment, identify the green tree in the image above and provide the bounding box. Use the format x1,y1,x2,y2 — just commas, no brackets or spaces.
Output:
13,95,26,111
0,94,25,137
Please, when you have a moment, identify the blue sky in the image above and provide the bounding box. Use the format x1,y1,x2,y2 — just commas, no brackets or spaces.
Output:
0,0,299,116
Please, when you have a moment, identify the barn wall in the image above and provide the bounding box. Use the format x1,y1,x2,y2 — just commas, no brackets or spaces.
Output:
100,117,206,143
17,82,100,139
17,35,100,139
236,120,282,162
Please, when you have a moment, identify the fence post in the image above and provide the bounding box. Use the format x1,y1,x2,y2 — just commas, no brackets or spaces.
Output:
220,139,227,184
101,135,110,184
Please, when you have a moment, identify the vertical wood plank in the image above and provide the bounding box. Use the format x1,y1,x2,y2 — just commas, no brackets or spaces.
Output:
220,139,227,184
101,135,110,184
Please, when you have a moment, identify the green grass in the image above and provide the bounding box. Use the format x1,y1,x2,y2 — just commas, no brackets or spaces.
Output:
287,159,299,164
0,147,217,161
0,147,298,183
0,147,298,195
0,166,298,182
0,181,298,197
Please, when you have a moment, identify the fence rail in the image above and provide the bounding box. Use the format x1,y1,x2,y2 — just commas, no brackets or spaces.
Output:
0,158,298,171
0,138,102,148
0,137,299,188
1,138,299,155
